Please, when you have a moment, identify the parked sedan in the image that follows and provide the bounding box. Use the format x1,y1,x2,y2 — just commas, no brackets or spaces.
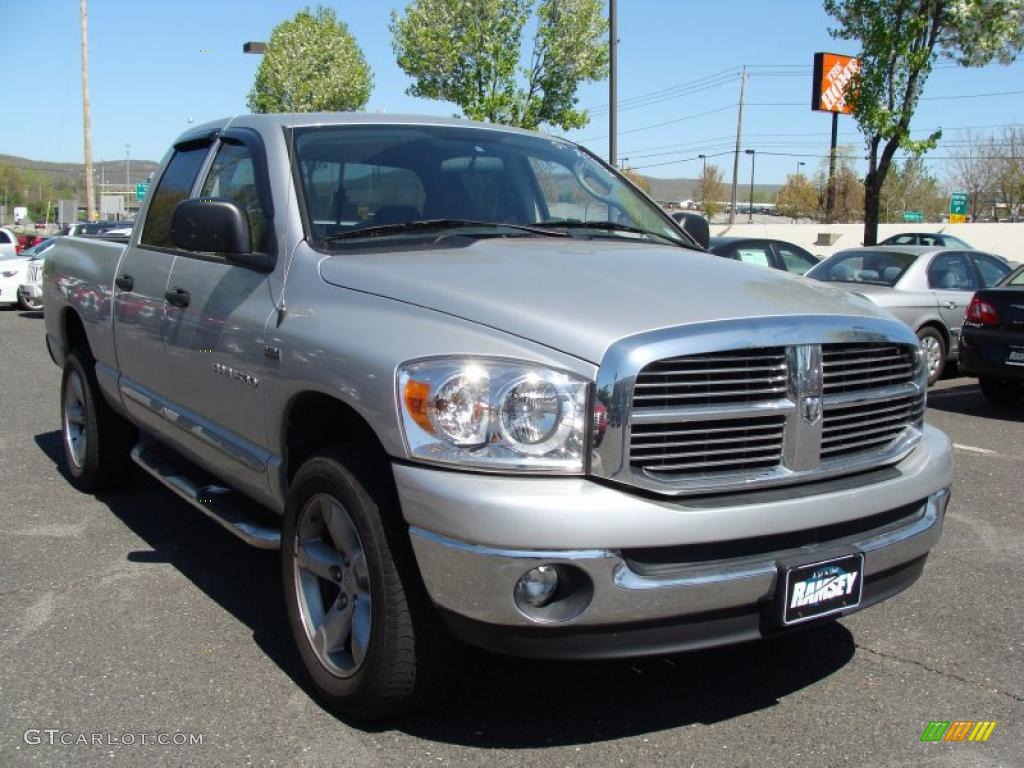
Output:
880,232,972,249
958,265,1024,404
806,246,1013,384
0,237,55,310
707,237,820,274
0,227,17,257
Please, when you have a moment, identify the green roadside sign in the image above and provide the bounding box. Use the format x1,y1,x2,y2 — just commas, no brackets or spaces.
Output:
903,211,923,223
135,182,150,202
950,192,968,216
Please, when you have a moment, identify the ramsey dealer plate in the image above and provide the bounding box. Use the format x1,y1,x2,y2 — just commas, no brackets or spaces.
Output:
782,553,864,625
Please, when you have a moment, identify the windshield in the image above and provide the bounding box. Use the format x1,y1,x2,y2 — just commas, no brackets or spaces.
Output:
292,124,689,249
807,250,919,287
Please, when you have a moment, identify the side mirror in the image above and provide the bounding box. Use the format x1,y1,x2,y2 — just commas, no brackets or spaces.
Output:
672,212,710,250
171,198,252,255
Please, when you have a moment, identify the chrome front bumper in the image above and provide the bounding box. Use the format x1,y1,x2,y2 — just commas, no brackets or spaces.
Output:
409,488,947,627
396,426,951,654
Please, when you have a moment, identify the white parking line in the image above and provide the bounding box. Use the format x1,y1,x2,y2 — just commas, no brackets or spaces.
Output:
953,443,996,455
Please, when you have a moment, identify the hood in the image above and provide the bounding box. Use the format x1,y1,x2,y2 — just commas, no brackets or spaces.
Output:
319,238,897,364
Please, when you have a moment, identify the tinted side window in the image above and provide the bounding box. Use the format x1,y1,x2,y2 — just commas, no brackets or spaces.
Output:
0,231,10,244
775,243,817,275
972,253,1011,288
892,234,916,245
140,145,211,249
200,141,269,251
927,252,978,291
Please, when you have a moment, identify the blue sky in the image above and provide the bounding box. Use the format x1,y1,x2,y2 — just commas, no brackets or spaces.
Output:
1,0,1021,185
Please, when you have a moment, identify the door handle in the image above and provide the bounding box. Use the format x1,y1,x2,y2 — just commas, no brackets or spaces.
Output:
164,287,190,308
943,301,957,309
115,274,134,291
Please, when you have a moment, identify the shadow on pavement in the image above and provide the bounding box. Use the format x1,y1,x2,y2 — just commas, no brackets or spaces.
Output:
927,383,1024,423
17,310,44,319
34,428,856,747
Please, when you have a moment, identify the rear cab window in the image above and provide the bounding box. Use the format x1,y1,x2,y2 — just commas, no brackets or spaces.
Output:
140,144,211,249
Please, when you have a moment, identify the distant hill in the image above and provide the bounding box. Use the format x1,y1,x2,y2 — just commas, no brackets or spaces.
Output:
0,154,160,187
642,175,783,203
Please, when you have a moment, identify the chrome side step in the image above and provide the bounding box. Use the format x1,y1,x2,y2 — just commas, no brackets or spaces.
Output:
131,444,281,550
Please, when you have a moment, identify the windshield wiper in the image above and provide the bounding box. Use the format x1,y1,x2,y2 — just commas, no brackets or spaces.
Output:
538,219,687,247
322,218,569,243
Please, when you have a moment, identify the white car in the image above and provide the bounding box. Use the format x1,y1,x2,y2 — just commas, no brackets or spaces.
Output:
0,227,18,257
1,237,54,310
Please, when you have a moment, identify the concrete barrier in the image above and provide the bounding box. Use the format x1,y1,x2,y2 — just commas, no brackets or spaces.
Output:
710,222,1024,262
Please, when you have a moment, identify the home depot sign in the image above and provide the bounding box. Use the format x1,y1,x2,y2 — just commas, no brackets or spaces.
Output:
811,52,860,113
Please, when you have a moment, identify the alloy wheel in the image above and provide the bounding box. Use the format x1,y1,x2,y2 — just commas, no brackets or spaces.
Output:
292,493,372,678
63,371,87,469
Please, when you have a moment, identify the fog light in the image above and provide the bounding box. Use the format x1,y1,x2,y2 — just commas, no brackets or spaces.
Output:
515,565,560,608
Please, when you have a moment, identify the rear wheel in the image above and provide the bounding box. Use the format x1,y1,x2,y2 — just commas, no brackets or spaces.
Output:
916,327,946,386
60,348,134,492
281,448,460,720
979,375,1021,405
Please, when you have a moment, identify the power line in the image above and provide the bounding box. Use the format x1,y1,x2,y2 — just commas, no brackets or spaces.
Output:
579,104,737,141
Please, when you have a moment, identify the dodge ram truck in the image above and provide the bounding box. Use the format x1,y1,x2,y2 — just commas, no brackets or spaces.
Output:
42,114,952,719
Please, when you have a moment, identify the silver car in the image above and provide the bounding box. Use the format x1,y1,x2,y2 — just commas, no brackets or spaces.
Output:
807,245,1013,383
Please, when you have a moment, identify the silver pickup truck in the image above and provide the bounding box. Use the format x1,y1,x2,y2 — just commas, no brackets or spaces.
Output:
43,114,952,719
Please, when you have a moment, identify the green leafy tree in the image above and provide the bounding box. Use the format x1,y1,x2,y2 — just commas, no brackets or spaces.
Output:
776,173,820,221
697,164,725,219
390,0,608,130
247,6,373,113
880,156,944,221
620,167,652,195
824,0,1024,243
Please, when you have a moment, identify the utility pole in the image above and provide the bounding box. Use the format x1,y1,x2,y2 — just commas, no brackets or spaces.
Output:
80,0,95,222
125,144,130,188
608,0,617,168
728,66,747,226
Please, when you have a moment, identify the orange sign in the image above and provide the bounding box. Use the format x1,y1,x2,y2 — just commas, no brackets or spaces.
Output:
812,52,860,113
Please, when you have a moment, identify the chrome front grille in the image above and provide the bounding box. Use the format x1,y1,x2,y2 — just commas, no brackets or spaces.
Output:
822,344,917,394
820,343,925,461
27,262,42,282
821,395,924,459
633,348,787,407
596,320,927,496
630,415,786,474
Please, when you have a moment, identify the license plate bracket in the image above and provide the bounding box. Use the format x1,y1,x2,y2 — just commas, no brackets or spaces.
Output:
780,553,864,626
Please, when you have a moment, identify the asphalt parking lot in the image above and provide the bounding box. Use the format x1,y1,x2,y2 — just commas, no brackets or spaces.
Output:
1,305,1021,768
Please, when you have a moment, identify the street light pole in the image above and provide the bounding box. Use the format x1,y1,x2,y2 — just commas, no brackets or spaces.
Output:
797,161,805,178
698,153,707,177
125,143,130,189
745,149,755,223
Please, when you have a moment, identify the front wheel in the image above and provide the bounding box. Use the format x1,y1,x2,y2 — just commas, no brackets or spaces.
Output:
979,375,1021,405
17,293,42,311
917,327,946,386
281,448,460,720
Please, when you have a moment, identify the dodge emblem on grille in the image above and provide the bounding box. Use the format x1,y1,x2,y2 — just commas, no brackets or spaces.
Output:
802,395,822,424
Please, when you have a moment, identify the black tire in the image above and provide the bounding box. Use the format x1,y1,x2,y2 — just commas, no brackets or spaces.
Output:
17,293,42,311
60,347,135,492
979,375,1021,405
916,327,946,386
282,447,461,720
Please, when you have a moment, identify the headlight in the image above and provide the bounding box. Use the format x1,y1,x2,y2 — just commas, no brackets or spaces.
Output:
397,358,589,472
